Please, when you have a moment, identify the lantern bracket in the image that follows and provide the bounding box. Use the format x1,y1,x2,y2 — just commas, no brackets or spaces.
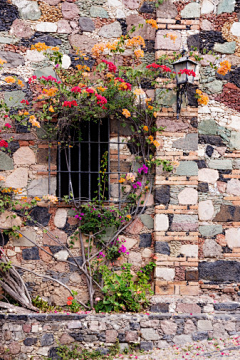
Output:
176,83,187,120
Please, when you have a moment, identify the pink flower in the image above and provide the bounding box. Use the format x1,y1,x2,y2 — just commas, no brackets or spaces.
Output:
4,123,11,129
102,59,117,73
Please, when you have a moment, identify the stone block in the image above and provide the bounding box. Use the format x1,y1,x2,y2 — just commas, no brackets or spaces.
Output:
155,267,175,281
13,147,35,165
150,303,169,313
141,328,160,341
22,247,40,260
179,285,199,296
198,320,213,331
125,331,138,342
173,334,192,345
11,228,36,247
225,228,240,249
208,159,232,170
99,21,122,38
199,225,222,237
198,168,219,184
186,269,199,281
175,161,198,176
214,205,240,222
171,215,198,232
36,22,57,32
0,211,21,230
203,239,222,258
4,90,25,108
27,178,56,196
180,245,198,258
213,42,236,54
173,134,198,151
227,179,240,196
5,168,28,189
126,218,144,234
54,208,67,228
139,233,152,248
106,330,118,343
0,151,13,170
154,214,169,231
217,0,236,14
43,229,67,245
62,2,79,20
140,214,154,229
199,260,240,282
155,185,170,205
192,332,208,341
128,252,142,266
140,341,153,351
181,3,200,18
90,6,109,18
119,235,138,250
155,280,174,295
201,0,214,14
178,188,198,205
155,30,182,50
155,241,170,255
161,320,177,335
198,200,214,221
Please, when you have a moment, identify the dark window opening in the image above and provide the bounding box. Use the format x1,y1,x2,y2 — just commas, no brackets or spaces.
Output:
57,119,109,201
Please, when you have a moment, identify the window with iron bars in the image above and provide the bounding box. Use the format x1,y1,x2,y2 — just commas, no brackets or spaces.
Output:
54,118,131,203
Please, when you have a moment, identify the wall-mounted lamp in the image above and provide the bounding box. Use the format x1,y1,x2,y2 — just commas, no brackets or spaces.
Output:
172,51,197,119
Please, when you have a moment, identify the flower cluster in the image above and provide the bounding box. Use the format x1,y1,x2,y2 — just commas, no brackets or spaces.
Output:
40,75,61,84
63,100,78,108
115,77,132,91
95,94,107,108
42,195,58,203
118,244,129,255
196,89,209,106
126,35,145,48
31,42,59,52
0,140,8,148
122,109,131,118
166,33,178,43
178,69,196,77
29,115,40,128
146,19,158,29
0,58,6,66
217,60,231,76
42,87,58,97
28,75,37,84
102,59,117,73
138,164,148,175
134,49,144,59
146,63,172,72
71,86,82,93
67,296,73,306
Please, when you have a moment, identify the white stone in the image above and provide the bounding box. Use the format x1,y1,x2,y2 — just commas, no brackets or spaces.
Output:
54,250,69,261
62,54,71,69
119,235,138,250
142,248,153,258
198,320,213,331
225,228,240,248
231,22,240,37
228,115,240,131
180,245,198,258
128,252,142,266
226,178,240,196
35,22,58,33
198,168,219,184
7,249,16,257
5,168,28,188
37,347,49,356
178,188,198,205
154,214,169,231
116,9,126,18
13,146,35,165
54,208,67,228
155,267,175,281
108,0,122,6
199,200,215,221
25,50,46,62
203,239,222,257
12,0,30,9
201,0,214,14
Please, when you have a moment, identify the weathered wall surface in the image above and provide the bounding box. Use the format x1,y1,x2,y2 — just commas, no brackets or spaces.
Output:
154,0,240,301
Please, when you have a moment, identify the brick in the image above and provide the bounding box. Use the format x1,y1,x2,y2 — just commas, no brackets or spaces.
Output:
155,281,174,295
167,25,186,29
157,19,176,24
158,24,166,29
191,25,200,30
179,285,199,295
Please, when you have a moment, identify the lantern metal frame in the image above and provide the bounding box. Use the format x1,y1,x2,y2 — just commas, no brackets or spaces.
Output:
172,51,198,119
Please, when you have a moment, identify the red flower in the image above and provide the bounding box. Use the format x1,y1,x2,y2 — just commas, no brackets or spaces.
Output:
0,140,8,148
40,75,61,84
67,296,74,300
115,77,132,91
178,69,196,77
146,63,171,73
102,59,117,73
86,88,95,94
4,115,8,118
4,123,11,129
20,99,29,105
28,75,37,84
71,86,82,93
67,301,72,305
63,101,78,108
95,94,107,108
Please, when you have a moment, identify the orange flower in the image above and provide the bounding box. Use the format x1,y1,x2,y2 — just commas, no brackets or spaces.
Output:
153,112,158,118
17,80,24,88
166,33,178,43
148,135,154,143
153,140,160,147
5,76,15,84
49,105,54,112
126,36,145,48
122,109,131,118
134,49,144,58
134,88,145,96
67,301,72,305
0,175,5,181
119,178,125,183
143,126,148,131
0,58,6,66
146,19,158,29
126,215,131,219
148,105,153,110
217,60,231,76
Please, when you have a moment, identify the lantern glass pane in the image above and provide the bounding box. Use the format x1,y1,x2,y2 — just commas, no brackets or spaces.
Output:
186,61,197,84
173,60,188,85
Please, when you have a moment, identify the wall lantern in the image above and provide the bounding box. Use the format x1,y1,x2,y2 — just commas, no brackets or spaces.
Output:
172,52,198,119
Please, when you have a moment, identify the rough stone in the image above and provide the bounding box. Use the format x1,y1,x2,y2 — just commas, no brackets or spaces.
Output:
126,14,156,41
123,0,140,10
199,200,215,221
13,147,35,165
54,209,67,229
79,17,95,32
0,151,13,170
206,80,223,94
54,250,69,261
198,320,213,331
34,67,57,79
139,233,152,248
9,342,21,355
126,218,144,234
4,91,25,108
62,2,79,20
151,303,169,313
156,30,181,51
5,168,28,188
156,0,178,18
119,236,138,250
19,2,41,20
155,267,175,281
217,0,236,14
140,342,153,351
227,178,240,196
0,51,25,67
214,205,240,222
28,206,50,227
128,252,142,266
199,260,240,282
11,228,36,247
231,22,240,37
176,303,201,313
230,131,240,150
69,34,97,53
44,0,61,4
22,247,40,260
203,239,222,258
180,245,198,258
125,331,138,342
140,214,154,229
57,19,72,34
201,0,214,14
90,6,109,18
98,21,122,38
192,332,208,341
27,178,56,197
23,338,37,346
154,214,169,231
59,334,74,345
155,242,170,255
141,328,160,340
175,161,198,176
225,228,240,249
199,225,223,237
161,320,177,335
208,159,232,170
184,319,197,334
173,134,198,151
198,182,209,192
106,330,118,343
25,50,45,62
36,22,58,33
157,119,188,132
178,188,198,205
198,168,219,184
171,215,198,232
155,185,170,205
41,333,54,346
0,211,21,230
173,334,192,345
213,42,236,54
181,3,200,18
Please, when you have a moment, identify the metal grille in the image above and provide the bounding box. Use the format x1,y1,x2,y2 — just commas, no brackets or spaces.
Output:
54,118,125,202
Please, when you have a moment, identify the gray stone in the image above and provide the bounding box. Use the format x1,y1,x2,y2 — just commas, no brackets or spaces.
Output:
5,168,28,188
151,303,169,313
192,332,208,341
181,3,200,18
173,334,192,345
90,6,109,18
54,208,67,228
0,51,25,67
155,242,170,255
0,211,22,230
198,320,213,331
199,200,214,221
175,161,198,176
230,131,240,150
141,328,160,341
157,89,177,107
199,260,240,282
34,67,57,79
140,214,154,229
213,42,236,54
4,91,25,108
98,21,122,38
155,30,182,51
22,247,40,260
217,0,236,14
0,36,18,44
41,333,54,346
203,239,222,258
11,228,37,247
156,0,178,19
79,17,95,32
123,0,140,10
208,159,232,170
0,152,13,170
155,185,170,205
173,134,198,151
19,2,41,20
27,178,56,197
205,80,223,94
140,342,153,351
171,214,198,232
198,119,217,135
199,225,222,237
139,233,152,248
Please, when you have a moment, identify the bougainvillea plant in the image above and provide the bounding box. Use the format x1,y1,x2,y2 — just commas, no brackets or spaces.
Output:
0,22,231,312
